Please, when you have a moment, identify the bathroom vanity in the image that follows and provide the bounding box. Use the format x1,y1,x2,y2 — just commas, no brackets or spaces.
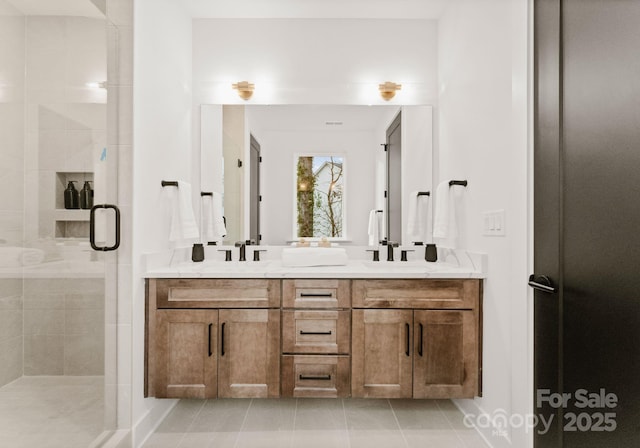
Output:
144,258,483,400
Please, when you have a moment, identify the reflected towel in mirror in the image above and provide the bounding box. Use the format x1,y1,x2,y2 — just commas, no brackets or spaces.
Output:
368,210,381,246
202,192,226,242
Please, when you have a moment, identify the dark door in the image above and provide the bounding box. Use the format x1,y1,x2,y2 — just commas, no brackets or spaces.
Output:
249,134,261,244
534,1,640,447
386,112,402,243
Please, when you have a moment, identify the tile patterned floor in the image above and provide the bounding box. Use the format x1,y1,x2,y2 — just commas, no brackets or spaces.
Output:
143,398,491,448
0,376,104,448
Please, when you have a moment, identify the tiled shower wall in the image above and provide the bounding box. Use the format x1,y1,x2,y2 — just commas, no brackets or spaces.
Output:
0,2,25,388
23,278,104,375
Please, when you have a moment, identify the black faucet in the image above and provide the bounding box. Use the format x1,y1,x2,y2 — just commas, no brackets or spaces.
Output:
386,242,398,262
235,241,246,261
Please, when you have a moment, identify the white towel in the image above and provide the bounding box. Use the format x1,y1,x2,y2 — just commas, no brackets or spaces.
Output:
169,181,200,242
433,181,458,242
407,191,429,243
367,210,381,246
202,192,227,242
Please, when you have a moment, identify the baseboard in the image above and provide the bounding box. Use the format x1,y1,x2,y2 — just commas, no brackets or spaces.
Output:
90,429,131,448
132,398,179,448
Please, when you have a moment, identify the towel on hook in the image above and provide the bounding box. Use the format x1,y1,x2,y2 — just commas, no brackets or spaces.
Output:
367,210,381,246
202,192,227,242
168,181,200,242
407,191,430,243
433,181,459,242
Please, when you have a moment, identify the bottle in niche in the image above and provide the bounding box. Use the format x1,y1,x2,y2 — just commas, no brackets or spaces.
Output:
64,181,80,209
80,181,93,209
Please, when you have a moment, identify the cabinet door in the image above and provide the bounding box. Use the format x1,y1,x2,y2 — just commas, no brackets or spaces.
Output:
413,310,478,398
154,309,218,398
218,309,280,398
351,309,413,398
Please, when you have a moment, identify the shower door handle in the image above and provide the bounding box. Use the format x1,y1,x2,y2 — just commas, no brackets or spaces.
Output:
90,204,121,251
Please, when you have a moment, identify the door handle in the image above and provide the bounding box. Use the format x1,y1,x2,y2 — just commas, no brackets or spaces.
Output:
299,330,332,335
418,323,424,357
528,274,557,293
89,204,120,251
220,322,226,356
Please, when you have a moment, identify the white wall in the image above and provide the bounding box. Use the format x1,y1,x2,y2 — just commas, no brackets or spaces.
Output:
132,0,193,444
192,18,438,106
437,1,530,447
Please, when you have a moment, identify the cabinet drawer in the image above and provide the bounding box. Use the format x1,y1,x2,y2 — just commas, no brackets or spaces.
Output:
282,279,350,308
153,279,281,308
282,310,350,354
281,355,350,398
352,279,480,309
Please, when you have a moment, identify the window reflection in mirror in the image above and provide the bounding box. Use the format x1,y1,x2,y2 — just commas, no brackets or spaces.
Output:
296,155,345,239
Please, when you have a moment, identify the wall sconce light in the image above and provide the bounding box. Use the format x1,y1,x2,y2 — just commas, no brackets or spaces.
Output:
378,82,402,101
232,81,255,100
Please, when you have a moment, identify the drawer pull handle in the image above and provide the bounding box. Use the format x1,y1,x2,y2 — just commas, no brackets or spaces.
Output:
299,374,331,381
300,330,332,335
208,323,213,357
220,322,226,356
405,323,410,356
300,292,334,298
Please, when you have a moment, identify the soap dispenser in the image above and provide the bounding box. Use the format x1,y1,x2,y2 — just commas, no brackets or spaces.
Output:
64,181,80,209
80,181,93,209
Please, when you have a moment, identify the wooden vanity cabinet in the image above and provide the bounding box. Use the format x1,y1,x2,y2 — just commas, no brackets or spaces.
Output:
154,309,218,398
146,279,280,399
281,279,351,398
146,277,482,401
351,279,482,399
218,309,280,398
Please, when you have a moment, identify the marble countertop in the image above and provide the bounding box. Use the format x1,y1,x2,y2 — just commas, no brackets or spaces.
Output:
144,246,486,279
144,259,483,279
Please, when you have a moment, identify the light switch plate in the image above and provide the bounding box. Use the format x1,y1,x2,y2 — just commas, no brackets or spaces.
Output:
482,209,506,236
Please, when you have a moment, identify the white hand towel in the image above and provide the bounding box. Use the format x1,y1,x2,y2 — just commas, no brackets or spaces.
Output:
407,191,429,243
202,192,227,242
169,181,200,242
433,181,458,242
367,210,381,246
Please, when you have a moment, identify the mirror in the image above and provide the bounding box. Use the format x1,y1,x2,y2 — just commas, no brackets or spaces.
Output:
200,104,433,245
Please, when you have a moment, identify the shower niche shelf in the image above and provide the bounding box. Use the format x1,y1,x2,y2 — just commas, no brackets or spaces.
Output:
54,171,94,238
